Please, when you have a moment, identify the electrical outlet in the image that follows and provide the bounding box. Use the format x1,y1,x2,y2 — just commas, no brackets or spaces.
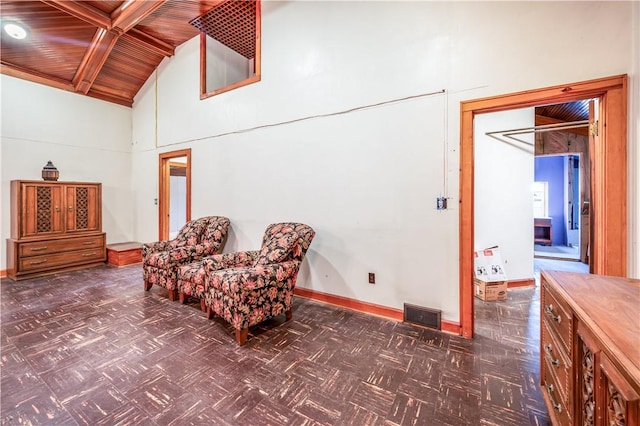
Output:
368,273,375,284
436,197,447,210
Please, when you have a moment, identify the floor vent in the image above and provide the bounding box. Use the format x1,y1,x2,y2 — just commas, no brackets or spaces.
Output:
404,303,441,330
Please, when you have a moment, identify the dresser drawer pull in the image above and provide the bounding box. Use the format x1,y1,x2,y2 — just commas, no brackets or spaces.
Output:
544,304,561,323
29,259,48,265
544,344,560,367
82,252,97,257
82,242,95,245
544,382,562,412
29,247,48,251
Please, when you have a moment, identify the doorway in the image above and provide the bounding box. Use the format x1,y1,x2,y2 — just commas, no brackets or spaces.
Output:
159,149,191,240
460,75,628,338
534,154,582,262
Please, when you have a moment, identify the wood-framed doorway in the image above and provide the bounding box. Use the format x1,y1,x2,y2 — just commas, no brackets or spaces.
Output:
459,75,628,338
159,149,191,240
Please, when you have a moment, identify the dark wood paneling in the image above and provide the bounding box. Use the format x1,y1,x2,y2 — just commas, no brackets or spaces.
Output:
0,0,225,106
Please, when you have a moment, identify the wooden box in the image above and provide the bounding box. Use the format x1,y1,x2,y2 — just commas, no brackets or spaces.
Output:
106,242,142,267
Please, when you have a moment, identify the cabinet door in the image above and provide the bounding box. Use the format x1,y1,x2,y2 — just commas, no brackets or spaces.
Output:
20,183,64,237
577,331,598,426
66,185,100,232
600,354,639,426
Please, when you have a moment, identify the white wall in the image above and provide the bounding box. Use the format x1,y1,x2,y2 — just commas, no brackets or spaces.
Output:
475,109,535,281
206,37,251,92
131,1,638,323
0,75,134,270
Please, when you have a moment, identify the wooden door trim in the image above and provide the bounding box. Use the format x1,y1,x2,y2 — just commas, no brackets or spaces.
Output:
159,149,191,241
459,75,627,338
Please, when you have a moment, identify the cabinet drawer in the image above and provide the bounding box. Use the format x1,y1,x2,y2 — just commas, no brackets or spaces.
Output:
19,235,104,257
542,324,572,402
542,356,572,426
19,248,105,272
542,283,573,355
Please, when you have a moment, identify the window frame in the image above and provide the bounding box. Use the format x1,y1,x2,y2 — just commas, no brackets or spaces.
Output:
199,0,261,99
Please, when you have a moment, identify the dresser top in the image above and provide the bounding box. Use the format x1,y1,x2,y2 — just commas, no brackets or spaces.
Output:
542,270,640,385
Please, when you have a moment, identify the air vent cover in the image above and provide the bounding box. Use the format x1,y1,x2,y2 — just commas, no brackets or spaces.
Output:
189,0,256,59
404,303,441,330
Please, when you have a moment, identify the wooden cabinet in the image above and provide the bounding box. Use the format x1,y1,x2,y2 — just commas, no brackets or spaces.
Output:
541,271,640,426
535,217,553,245
6,180,106,280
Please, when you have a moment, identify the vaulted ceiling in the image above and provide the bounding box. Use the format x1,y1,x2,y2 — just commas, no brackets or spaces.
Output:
0,0,222,107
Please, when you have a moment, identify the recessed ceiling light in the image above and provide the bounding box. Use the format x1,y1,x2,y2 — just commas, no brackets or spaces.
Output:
3,22,27,40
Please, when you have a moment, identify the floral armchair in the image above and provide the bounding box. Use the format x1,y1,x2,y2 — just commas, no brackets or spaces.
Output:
143,216,230,300
177,222,315,345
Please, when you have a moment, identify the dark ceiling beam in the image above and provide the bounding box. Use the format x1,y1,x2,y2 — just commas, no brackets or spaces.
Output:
73,29,119,94
111,1,168,34
40,1,111,28
87,88,134,108
125,29,175,57
1,61,76,92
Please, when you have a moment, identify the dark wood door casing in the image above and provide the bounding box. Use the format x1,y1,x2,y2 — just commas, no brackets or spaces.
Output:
158,149,191,241
459,75,628,339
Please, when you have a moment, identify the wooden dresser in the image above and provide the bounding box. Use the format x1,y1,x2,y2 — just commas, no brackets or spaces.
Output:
540,270,640,426
6,180,106,280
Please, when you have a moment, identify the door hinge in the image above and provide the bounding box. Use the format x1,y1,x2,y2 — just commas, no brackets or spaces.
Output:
589,121,599,136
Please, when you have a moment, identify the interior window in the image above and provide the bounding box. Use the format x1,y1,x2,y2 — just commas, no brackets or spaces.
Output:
190,0,261,98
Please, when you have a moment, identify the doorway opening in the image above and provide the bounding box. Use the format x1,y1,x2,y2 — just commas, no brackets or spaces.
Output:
460,75,628,338
159,149,191,241
534,154,583,262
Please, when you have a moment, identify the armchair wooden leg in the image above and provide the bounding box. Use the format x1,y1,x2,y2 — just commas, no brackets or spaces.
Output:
179,293,187,304
200,299,207,312
144,280,152,291
285,309,293,321
235,328,248,346
168,289,178,301
206,307,214,319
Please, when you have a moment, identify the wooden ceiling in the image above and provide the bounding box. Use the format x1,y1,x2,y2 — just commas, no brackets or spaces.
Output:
0,0,222,107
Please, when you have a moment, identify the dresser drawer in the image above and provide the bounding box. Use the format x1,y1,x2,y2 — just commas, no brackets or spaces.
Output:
19,235,104,257
19,247,105,272
542,283,573,355
542,324,572,402
542,355,573,426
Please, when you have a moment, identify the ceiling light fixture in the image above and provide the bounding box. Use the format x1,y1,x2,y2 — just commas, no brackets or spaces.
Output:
3,22,27,40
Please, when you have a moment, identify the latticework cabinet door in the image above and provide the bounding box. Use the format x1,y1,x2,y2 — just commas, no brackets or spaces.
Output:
65,184,101,233
599,353,639,426
19,182,64,238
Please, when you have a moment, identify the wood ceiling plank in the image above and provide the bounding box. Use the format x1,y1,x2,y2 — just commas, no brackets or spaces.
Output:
40,0,111,28
125,29,174,57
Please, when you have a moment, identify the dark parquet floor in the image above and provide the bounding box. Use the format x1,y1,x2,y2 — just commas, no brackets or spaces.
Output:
1,265,550,425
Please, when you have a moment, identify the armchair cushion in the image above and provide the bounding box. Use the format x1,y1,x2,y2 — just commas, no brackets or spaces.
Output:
170,218,208,249
202,250,260,272
254,230,299,266
205,260,300,330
